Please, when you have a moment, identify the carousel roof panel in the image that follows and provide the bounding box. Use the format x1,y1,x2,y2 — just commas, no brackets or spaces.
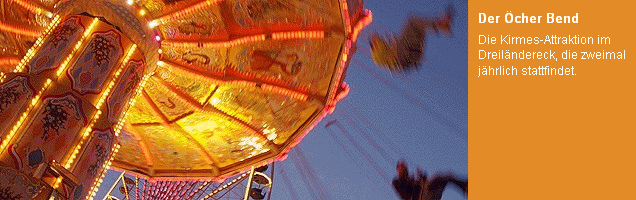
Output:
226,35,345,98
155,65,219,104
0,0,371,179
160,45,228,72
158,3,228,41
126,93,165,124
134,125,210,170
223,0,343,32
115,130,149,172
174,111,271,168
209,85,320,144
142,77,197,122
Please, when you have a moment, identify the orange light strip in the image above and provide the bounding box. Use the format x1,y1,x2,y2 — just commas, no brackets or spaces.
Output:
165,34,266,48
0,21,41,37
326,10,372,110
0,78,52,152
165,30,325,48
186,181,210,199
260,84,308,101
63,45,137,170
158,60,309,101
352,10,373,42
283,7,373,155
10,15,60,75
271,31,325,40
9,0,53,18
341,0,352,34
128,74,156,168
55,18,100,77
148,0,224,28
0,58,21,66
88,144,121,199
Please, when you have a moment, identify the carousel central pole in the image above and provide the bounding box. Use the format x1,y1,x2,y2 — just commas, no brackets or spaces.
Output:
0,13,149,200
244,166,256,200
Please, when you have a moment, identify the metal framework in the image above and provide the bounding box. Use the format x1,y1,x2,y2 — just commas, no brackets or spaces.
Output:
103,163,274,200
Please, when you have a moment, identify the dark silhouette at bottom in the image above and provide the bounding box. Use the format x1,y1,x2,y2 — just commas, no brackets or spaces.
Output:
392,160,467,200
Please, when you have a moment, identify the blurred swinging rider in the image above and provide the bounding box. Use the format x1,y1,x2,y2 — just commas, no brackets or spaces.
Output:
393,160,467,200
370,5,455,73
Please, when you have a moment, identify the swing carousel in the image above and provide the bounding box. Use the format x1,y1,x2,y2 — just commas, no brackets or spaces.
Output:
0,0,371,199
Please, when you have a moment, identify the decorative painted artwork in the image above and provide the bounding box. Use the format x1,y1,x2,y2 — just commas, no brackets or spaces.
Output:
28,16,85,74
163,9,223,39
69,30,124,94
0,76,33,138
162,46,225,71
248,50,303,76
0,165,44,200
71,129,114,200
103,2,147,39
107,60,144,123
143,78,195,121
9,95,85,174
0,0,370,181
232,37,343,96
231,0,339,28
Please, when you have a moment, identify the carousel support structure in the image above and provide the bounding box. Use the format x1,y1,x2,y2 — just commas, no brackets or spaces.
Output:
0,13,149,200
103,170,126,200
243,166,256,200
249,165,273,200
266,162,274,200
202,172,250,199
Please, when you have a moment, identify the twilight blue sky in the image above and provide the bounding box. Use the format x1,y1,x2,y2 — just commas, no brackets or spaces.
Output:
266,0,468,199
96,0,467,199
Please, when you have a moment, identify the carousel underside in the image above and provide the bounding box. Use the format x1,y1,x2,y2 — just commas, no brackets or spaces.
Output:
0,0,370,199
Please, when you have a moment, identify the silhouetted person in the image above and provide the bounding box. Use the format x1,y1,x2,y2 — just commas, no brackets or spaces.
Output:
249,188,266,200
392,161,467,200
370,4,454,73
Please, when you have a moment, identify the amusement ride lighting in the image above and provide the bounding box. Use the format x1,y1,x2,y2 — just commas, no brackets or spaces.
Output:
0,21,41,37
9,0,53,18
164,29,329,49
0,58,21,66
56,18,100,77
88,144,120,199
148,0,224,28
114,73,152,137
0,79,51,152
286,4,372,153
341,0,352,34
63,45,137,170
352,10,373,42
9,15,61,76
157,60,309,101
326,7,373,111
271,31,325,40
165,34,265,48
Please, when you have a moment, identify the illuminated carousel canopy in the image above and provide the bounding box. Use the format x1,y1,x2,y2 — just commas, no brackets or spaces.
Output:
0,0,371,182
